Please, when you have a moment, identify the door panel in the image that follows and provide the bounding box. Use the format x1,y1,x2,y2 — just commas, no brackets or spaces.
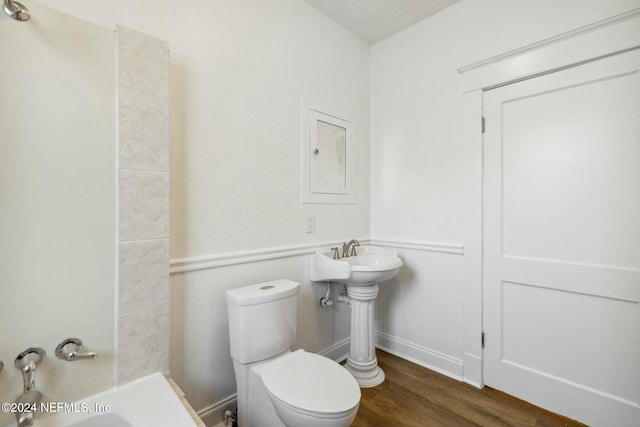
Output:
502,282,637,401
483,49,640,427
501,72,639,268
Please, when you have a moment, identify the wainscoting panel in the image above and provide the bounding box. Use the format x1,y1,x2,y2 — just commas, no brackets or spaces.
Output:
171,239,465,425
170,249,352,424
374,242,465,380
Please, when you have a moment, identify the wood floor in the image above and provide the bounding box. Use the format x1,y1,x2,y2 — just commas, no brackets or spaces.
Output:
351,350,586,427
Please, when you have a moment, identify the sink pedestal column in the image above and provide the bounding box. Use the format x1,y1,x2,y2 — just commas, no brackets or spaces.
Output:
344,284,384,388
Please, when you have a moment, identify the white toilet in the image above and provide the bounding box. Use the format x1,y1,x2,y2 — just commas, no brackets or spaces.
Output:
226,279,361,427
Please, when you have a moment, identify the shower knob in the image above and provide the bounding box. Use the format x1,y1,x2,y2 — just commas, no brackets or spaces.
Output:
14,347,46,392
56,338,98,361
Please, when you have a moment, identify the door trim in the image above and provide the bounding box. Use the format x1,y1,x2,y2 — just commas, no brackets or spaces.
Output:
458,7,640,387
459,8,640,92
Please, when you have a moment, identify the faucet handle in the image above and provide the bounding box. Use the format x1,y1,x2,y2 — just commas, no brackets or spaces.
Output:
14,347,45,393
331,247,340,259
350,240,360,256
56,338,98,361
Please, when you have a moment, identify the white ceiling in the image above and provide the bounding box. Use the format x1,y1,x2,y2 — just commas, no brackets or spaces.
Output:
302,0,462,44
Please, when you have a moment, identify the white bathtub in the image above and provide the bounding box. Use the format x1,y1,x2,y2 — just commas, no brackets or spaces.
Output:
29,374,199,427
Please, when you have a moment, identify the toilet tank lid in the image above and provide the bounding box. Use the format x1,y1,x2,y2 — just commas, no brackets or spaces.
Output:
226,279,300,306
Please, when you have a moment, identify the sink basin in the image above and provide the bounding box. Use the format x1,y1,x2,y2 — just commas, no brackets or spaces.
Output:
311,245,403,285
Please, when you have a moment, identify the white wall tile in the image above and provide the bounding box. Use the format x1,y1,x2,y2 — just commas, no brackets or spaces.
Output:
119,171,169,241
116,25,171,388
119,97,170,172
117,25,169,106
119,239,169,314
117,304,170,384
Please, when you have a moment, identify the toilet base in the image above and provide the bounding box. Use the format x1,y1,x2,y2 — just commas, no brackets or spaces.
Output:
344,360,385,388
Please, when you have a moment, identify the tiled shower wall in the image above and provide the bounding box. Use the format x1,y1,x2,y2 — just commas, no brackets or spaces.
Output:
116,26,171,385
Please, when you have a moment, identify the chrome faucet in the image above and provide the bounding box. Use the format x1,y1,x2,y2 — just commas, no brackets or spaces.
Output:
14,347,45,427
342,239,360,258
15,347,45,393
14,391,41,427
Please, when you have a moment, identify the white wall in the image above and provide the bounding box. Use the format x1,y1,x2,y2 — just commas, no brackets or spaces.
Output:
370,0,640,386
168,0,370,257
0,6,115,426
1,7,171,426
165,2,370,423
371,0,640,242
35,1,369,425
38,0,371,256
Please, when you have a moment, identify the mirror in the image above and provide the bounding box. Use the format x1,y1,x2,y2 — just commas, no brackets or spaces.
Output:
313,119,348,193
302,105,356,204
0,4,116,423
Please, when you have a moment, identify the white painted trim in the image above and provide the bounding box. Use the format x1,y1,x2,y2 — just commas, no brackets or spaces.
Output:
169,238,370,274
198,394,236,427
461,89,484,387
318,337,350,363
370,238,463,255
463,352,483,389
170,238,464,274
302,96,358,205
459,7,640,92
376,332,463,381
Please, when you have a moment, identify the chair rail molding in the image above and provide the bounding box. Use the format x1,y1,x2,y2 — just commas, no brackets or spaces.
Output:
370,238,463,255
169,238,371,274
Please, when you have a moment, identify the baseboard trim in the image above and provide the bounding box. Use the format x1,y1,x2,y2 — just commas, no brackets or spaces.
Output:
463,352,483,388
376,332,464,381
370,238,464,255
319,337,350,363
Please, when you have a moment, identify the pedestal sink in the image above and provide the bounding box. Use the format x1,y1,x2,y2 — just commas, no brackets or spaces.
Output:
311,245,403,387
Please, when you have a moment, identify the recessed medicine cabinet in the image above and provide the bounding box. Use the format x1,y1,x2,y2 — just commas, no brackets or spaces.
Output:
302,101,356,204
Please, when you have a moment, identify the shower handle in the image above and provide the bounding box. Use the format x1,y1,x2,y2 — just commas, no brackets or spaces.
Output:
55,338,98,361
14,347,45,393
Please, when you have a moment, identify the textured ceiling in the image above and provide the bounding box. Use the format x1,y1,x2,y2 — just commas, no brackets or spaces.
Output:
302,0,462,44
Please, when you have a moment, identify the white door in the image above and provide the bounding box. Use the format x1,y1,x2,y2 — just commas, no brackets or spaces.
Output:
483,49,640,427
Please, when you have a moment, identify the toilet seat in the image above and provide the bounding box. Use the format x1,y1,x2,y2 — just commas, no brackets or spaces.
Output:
261,350,360,417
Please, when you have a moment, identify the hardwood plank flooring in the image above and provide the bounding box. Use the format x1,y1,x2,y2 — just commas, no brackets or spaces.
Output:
350,350,586,427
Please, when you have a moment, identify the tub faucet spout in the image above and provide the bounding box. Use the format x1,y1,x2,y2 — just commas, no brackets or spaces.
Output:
18,411,34,427
14,390,41,427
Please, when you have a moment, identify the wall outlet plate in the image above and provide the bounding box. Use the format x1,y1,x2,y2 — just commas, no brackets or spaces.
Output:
305,215,316,233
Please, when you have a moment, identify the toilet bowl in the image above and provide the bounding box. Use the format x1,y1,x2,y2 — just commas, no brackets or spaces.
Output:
262,350,360,427
226,279,361,427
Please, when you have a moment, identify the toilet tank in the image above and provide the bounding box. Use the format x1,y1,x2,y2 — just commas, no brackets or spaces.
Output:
226,279,300,364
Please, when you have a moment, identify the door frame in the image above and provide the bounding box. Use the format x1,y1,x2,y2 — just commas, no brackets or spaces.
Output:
458,7,640,388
